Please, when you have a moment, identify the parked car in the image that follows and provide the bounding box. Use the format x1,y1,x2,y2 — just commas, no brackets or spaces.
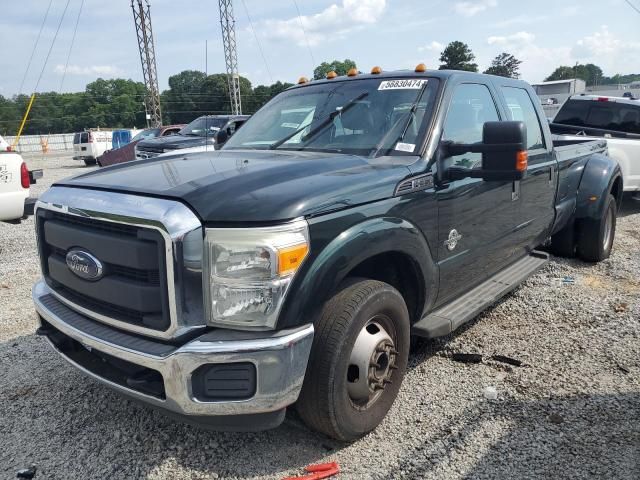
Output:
98,125,184,167
135,115,249,160
0,150,41,222
622,91,637,100
550,94,640,196
33,68,621,441
72,130,113,166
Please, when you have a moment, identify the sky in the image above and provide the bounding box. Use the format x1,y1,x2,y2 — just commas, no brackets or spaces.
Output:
1,0,639,97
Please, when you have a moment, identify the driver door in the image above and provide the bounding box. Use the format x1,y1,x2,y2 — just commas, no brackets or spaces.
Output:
435,83,518,305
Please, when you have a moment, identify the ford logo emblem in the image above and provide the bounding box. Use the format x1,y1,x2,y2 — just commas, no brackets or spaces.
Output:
65,249,104,281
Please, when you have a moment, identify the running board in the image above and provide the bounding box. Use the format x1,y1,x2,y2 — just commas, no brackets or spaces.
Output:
412,250,549,338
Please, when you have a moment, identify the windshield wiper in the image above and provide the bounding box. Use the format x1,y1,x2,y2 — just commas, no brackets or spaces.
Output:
269,92,369,150
369,84,428,158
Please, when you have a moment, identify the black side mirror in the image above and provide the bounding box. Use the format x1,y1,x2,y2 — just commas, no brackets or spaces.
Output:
442,121,528,182
215,129,228,145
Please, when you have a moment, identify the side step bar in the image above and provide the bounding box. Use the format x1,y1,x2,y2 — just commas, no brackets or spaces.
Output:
412,250,549,338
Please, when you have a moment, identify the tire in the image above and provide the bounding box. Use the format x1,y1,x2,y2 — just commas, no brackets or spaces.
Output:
549,221,576,258
577,194,617,262
297,279,410,441
84,158,97,166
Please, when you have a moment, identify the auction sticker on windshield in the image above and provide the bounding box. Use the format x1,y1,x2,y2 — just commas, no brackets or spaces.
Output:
378,79,427,90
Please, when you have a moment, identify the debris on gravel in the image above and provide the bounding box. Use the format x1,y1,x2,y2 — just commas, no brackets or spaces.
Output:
1,153,639,479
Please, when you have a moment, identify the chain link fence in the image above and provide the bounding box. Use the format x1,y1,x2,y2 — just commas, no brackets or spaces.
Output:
5,133,75,154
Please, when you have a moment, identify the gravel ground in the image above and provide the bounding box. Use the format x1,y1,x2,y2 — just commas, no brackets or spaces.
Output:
1,152,639,479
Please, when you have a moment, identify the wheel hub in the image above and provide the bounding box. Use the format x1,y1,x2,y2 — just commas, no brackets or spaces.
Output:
347,319,398,405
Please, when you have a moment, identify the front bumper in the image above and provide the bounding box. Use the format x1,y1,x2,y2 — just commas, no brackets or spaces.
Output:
33,280,314,429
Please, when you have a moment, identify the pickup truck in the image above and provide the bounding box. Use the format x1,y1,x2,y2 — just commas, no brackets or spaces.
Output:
32,68,622,441
134,115,249,160
550,94,639,197
0,151,41,222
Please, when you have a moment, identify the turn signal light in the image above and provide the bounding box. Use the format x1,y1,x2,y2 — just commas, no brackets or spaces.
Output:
415,63,427,72
297,76,308,84
326,71,337,79
371,66,382,74
278,244,309,276
347,68,358,77
516,151,528,171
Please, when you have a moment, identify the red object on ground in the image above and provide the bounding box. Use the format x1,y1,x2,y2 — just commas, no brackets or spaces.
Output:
282,462,340,480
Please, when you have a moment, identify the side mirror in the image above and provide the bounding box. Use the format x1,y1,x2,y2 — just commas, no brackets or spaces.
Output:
443,121,528,182
215,129,228,145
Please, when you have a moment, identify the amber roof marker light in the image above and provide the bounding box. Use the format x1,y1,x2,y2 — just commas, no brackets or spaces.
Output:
371,66,382,74
347,68,358,77
297,76,308,85
326,71,338,79
415,63,427,72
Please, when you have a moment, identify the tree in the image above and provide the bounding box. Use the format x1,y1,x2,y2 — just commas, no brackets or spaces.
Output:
545,63,604,86
484,52,522,78
438,41,478,72
313,59,357,80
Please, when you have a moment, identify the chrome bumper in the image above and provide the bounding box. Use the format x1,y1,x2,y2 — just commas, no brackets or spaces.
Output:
33,280,314,418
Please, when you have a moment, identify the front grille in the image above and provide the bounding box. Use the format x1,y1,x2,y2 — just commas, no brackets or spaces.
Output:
36,209,171,331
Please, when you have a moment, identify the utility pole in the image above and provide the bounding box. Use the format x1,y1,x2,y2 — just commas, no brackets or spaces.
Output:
131,0,162,127
218,0,242,115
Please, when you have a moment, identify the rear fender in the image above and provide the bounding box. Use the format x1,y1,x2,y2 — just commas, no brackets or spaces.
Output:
276,217,438,329
575,154,622,220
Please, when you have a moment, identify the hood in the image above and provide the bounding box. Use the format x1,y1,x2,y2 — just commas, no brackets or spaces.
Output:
137,134,213,150
55,150,413,223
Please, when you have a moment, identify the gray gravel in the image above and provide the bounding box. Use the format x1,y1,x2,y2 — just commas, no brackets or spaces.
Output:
1,152,639,479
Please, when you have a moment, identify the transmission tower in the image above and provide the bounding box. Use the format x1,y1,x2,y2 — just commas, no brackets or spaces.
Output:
218,0,242,115
131,0,162,127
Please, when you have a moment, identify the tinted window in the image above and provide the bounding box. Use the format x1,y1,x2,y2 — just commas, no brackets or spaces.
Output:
73,133,80,144
80,132,89,143
442,83,500,168
501,86,545,150
555,99,640,134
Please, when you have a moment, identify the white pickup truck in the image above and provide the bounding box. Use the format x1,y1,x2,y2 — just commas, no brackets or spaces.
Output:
0,144,41,222
550,95,640,196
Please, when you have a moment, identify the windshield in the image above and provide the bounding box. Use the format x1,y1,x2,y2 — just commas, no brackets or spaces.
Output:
180,117,228,137
132,128,161,142
224,78,438,156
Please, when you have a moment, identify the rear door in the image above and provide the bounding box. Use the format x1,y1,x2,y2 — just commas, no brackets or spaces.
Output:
435,82,518,304
498,85,556,250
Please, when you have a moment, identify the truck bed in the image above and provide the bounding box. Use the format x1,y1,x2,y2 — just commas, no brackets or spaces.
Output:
552,137,608,163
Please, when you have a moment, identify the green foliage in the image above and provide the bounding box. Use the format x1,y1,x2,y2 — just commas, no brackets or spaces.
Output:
524,62,640,87
0,72,293,136
313,59,357,80
439,41,478,72
484,52,522,78
544,63,608,86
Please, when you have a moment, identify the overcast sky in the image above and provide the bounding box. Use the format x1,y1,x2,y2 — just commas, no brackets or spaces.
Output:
1,0,639,96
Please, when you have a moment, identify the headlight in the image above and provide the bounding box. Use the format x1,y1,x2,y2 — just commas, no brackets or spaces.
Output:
203,220,309,329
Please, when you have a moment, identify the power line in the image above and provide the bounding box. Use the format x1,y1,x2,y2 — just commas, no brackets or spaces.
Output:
291,0,316,69
623,0,640,14
18,0,54,94
33,0,71,93
59,0,85,91
239,0,273,83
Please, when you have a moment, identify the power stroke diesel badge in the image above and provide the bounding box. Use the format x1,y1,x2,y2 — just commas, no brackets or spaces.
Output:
65,249,104,281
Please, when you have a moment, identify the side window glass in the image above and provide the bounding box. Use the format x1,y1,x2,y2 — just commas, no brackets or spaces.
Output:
442,83,499,168
501,86,545,150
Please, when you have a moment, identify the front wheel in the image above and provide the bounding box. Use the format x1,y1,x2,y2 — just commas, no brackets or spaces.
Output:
577,193,617,262
297,279,410,441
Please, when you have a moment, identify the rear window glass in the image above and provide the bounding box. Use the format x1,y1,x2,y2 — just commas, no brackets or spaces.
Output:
555,99,640,134
73,133,80,144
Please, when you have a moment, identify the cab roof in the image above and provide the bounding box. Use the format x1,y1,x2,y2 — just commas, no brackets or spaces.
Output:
289,68,529,90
